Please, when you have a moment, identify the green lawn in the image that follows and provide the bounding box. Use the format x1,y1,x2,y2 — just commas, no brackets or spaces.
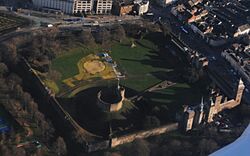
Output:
49,44,102,94
110,34,208,117
111,39,174,91
51,45,100,80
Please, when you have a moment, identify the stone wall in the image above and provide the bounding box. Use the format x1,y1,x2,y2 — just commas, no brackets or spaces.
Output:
111,123,178,147
87,140,110,152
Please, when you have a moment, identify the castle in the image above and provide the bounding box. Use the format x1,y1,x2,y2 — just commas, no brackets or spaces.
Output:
96,86,125,112
182,79,245,131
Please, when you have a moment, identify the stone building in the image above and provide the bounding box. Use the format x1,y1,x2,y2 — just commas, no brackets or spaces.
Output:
135,0,149,15
96,86,125,112
182,79,245,131
112,1,134,16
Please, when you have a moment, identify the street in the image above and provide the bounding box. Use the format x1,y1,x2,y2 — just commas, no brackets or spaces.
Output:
149,5,250,104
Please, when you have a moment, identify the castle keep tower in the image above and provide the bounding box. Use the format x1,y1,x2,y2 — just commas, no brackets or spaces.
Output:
96,86,125,112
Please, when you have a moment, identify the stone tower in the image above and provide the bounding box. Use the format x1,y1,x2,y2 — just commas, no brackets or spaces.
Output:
182,105,195,131
235,78,245,105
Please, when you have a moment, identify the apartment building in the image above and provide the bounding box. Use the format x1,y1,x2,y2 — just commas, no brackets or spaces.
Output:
74,0,93,14
96,0,113,14
32,0,112,14
32,0,75,14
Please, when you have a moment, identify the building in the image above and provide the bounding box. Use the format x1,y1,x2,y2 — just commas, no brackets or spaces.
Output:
96,86,125,112
182,79,245,131
157,0,177,7
32,0,112,14
32,0,75,14
135,0,149,15
234,24,250,37
95,0,113,14
222,44,250,85
113,2,134,16
74,0,93,14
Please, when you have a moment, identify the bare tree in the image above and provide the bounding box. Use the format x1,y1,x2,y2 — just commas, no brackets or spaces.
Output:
1,145,12,156
80,30,95,46
0,63,8,76
198,139,218,155
94,28,111,44
48,70,62,81
120,139,150,156
112,25,126,42
11,146,26,156
143,116,160,129
52,137,67,156
2,42,18,63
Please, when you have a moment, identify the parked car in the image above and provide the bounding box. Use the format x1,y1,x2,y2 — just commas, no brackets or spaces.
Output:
181,26,188,34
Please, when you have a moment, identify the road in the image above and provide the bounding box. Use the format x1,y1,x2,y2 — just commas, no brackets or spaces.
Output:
149,5,250,104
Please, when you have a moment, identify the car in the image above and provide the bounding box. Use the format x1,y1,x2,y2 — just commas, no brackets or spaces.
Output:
146,13,154,16
183,47,188,51
32,140,42,149
181,26,188,34
215,121,220,126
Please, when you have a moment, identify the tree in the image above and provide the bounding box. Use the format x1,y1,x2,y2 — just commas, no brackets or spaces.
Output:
20,92,32,111
104,152,122,156
112,25,126,42
2,42,18,63
143,116,160,129
48,70,62,81
40,120,55,142
52,137,67,156
13,84,24,99
34,111,45,126
27,101,38,118
11,146,26,156
1,145,12,156
0,133,7,145
198,139,218,155
120,139,150,156
0,63,8,77
94,28,111,44
79,30,95,45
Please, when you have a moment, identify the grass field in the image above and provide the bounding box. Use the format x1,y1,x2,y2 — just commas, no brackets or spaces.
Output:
111,34,178,92
49,32,207,107
51,46,96,80
49,44,119,95
56,32,208,136
110,33,207,118
50,45,100,93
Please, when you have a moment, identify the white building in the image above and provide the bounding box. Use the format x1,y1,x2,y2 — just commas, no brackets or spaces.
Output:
96,0,113,14
157,0,177,7
74,0,93,14
234,24,250,37
135,0,149,15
